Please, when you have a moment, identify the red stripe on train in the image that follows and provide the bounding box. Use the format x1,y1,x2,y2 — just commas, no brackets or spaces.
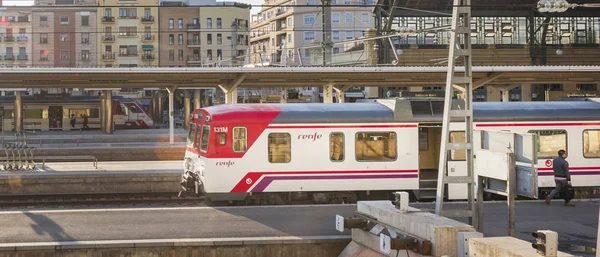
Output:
477,122,600,127
267,124,418,129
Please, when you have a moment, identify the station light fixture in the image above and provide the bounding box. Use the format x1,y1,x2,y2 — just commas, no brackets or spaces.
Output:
537,0,600,13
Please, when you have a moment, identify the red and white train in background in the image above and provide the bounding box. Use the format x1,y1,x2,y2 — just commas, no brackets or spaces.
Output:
180,97,600,205
0,95,153,131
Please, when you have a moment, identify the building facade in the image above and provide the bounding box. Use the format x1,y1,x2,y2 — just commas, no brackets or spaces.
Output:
0,7,33,67
159,0,250,67
250,0,375,66
97,0,159,67
32,0,98,67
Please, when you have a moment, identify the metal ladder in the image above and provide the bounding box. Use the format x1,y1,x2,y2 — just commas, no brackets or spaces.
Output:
434,0,478,229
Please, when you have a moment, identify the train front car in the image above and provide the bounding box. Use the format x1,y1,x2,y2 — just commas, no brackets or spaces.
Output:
180,102,421,205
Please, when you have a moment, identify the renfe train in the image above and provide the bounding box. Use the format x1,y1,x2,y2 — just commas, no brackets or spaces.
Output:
0,95,153,131
180,97,600,205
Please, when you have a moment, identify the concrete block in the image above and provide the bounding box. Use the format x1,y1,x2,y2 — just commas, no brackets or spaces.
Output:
469,237,575,257
337,241,386,257
133,239,175,248
13,242,58,251
93,240,135,248
457,232,483,257
0,244,16,251
350,229,428,257
357,201,475,257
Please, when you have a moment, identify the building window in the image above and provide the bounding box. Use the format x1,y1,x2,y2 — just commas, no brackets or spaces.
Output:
207,18,212,29
39,50,48,60
60,16,69,25
169,50,174,61
169,18,174,29
345,12,353,23
217,34,222,44
528,130,567,159
207,49,212,60
40,33,48,43
361,12,370,23
217,18,222,29
118,26,137,36
330,132,344,161
303,31,315,40
81,50,90,60
216,49,222,59
288,34,292,42
584,130,600,158
307,0,315,4
119,8,136,18
355,132,397,162
345,30,354,39
119,45,138,56
40,16,48,26
169,34,174,45
287,17,292,26
332,12,340,23
207,34,212,44
268,133,291,163
178,49,184,60
81,15,89,26
178,34,183,45
81,33,89,43
60,33,69,41
178,18,183,29
303,14,315,25
233,127,247,152
61,50,69,59
332,31,340,41
304,49,311,57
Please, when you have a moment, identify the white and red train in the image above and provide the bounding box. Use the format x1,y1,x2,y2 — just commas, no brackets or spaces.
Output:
180,97,600,205
0,95,153,131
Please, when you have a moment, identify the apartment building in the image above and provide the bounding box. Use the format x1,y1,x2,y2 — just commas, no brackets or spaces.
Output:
159,0,250,67
249,0,374,65
32,0,98,67
98,0,159,67
0,7,33,67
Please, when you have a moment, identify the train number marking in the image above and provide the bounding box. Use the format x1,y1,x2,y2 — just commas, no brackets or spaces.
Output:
545,159,552,167
214,127,228,133
246,178,252,184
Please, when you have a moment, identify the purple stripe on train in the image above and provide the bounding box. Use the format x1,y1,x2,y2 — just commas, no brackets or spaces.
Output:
538,171,600,176
250,174,419,193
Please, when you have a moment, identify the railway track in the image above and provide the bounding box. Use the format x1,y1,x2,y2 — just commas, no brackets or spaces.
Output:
0,193,205,208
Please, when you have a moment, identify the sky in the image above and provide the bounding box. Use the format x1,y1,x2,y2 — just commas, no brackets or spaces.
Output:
3,0,265,14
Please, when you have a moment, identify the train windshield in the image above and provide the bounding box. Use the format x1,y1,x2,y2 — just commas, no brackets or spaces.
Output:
187,124,196,146
200,125,210,152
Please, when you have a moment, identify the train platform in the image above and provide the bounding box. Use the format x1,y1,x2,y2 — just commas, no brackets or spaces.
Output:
0,161,182,195
0,200,595,256
1,128,188,144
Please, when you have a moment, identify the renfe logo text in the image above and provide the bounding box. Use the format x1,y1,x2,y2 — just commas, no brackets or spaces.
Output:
298,132,322,142
216,160,235,167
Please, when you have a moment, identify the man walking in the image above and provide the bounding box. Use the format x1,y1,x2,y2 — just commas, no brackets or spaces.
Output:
545,149,575,207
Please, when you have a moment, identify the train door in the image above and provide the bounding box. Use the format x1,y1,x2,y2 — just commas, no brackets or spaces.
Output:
48,106,63,130
417,125,442,200
447,130,468,200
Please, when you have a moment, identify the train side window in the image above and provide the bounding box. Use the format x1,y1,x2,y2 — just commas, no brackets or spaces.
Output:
187,123,197,146
200,125,210,152
449,131,466,161
268,133,291,163
218,133,226,145
330,132,345,162
233,127,248,152
355,132,397,162
419,127,428,151
583,130,600,158
528,130,567,158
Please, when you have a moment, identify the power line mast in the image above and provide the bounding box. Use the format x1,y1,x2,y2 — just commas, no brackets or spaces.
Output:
435,0,478,229
321,0,332,66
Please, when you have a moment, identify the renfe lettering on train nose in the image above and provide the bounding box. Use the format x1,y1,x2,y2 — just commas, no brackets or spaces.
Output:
216,160,235,167
298,132,322,141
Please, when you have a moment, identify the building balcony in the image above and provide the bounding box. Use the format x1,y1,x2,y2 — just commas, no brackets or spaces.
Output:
81,38,90,44
187,55,202,63
4,36,15,42
17,55,28,61
187,24,200,30
142,34,155,42
119,15,137,19
17,36,28,43
187,39,201,47
103,35,115,42
118,53,139,57
118,33,138,38
40,39,48,44
142,54,155,61
102,16,115,23
3,55,14,61
103,53,116,61
141,16,154,23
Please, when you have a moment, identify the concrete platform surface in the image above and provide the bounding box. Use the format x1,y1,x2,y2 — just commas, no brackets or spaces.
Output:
0,161,183,175
0,200,596,256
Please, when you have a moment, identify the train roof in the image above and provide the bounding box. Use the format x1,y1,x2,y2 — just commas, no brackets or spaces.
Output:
199,98,600,124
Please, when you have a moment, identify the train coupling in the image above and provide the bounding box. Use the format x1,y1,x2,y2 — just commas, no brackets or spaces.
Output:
180,171,201,195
